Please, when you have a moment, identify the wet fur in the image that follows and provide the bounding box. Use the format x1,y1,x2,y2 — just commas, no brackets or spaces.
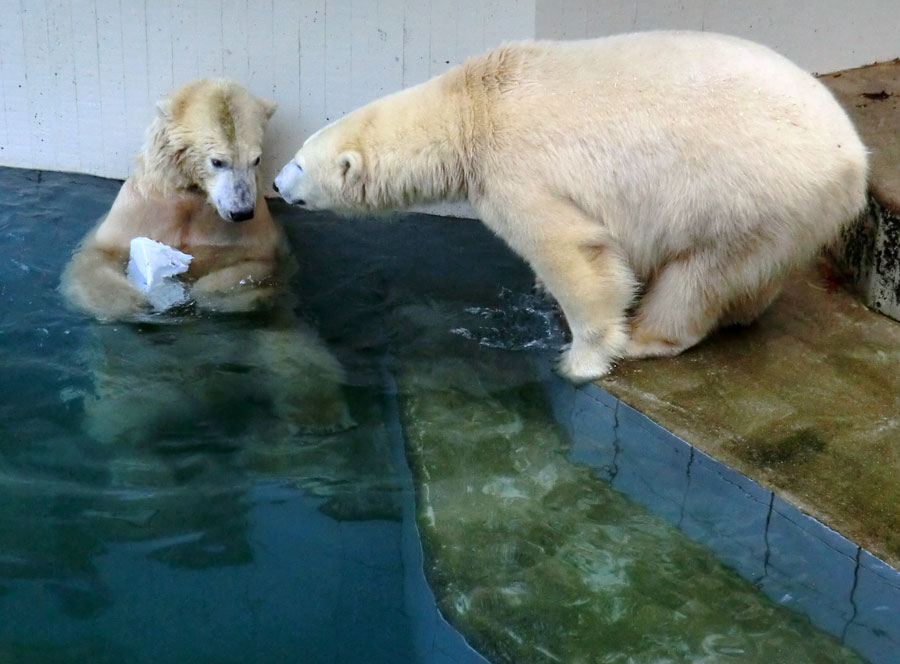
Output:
61,78,283,320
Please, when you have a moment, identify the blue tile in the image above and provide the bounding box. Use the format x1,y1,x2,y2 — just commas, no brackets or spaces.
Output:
761,498,858,636
692,448,771,504
844,621,900,664
756,574,853,638
579,382,620,410
679,453,770,580
547,380,620,479
859,548,900,585
844,550,900,662
609,403,692,523
545,374,900,663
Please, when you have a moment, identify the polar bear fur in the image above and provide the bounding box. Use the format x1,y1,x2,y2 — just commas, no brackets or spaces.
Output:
60,79,353,440
62,78,284,320
274,31,868,382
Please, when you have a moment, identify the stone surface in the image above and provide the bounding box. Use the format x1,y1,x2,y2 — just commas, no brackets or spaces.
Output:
821,60,900,213
833,198,900,320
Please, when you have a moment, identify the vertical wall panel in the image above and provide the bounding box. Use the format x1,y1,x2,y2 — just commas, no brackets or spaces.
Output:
19,0,52,168
482,0,537,47
297,0,327,132
70,0,104,175
195,0,225,79
170,0,199,83
144,0,174,108
376,0,405,96
400,0,430,88
0,2,33,164
94,0,127,175
43,0,80,172
221,0,251,91
322,0,352,123
426,1,457,78
120,0,151,172
453,0,487,65
244,0,273,94
265,0,304,186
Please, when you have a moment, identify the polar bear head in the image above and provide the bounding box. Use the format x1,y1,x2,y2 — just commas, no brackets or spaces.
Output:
274,76,469,214
273,117,368,214
141,79,276,222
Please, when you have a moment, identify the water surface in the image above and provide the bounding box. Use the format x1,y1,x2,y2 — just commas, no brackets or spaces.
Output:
0,167,868,663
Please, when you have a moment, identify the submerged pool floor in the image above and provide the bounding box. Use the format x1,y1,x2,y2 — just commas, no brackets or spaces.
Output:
0,167,892,663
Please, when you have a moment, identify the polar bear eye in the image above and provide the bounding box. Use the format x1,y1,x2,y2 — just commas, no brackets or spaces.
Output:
251,156,261,167
210,158,226,169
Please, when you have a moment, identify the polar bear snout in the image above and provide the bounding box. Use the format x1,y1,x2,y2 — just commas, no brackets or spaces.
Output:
274,161,306,206
210,169,257,222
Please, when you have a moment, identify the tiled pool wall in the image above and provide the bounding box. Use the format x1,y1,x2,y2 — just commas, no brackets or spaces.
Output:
545,376,900,664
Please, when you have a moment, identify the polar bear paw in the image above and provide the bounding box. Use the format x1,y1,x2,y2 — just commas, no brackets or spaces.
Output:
555,323,629,383
556,340,615,384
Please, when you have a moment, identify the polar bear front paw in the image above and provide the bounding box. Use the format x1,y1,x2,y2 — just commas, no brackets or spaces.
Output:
556,341,615,384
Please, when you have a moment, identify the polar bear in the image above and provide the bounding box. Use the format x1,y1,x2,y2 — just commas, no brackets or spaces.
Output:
274,32,868,382
61,79,353,440
62,78,283,320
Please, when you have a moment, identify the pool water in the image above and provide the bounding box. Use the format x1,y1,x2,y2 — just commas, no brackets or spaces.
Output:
0,167,875,663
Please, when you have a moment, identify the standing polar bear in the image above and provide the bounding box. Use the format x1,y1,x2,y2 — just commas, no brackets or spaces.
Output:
274,31,868,382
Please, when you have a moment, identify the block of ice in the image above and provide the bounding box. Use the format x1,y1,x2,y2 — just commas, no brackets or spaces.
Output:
126,236,193,311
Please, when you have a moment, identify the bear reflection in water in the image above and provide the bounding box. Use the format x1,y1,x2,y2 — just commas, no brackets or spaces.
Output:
82,316,353,446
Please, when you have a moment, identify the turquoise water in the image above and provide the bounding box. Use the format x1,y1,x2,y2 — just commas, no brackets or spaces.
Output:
0,167,881,663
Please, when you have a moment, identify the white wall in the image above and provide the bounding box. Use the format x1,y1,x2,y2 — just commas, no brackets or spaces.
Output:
0,0,535,196
535,0,899,74
0,0,897,208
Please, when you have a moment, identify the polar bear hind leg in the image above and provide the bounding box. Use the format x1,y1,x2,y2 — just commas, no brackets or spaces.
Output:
625,247,785,359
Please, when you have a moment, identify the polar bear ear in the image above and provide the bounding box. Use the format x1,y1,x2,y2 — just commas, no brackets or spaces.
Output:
338,150,363,182
154,98,173,121
258,98,277,120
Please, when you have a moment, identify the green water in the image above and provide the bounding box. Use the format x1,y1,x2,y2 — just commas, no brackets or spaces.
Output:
391,305,863,664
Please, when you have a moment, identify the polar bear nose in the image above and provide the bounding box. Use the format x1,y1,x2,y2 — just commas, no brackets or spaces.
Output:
229,208,255,222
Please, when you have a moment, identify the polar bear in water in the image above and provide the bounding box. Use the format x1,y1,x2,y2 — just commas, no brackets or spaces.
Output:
61,79,352,440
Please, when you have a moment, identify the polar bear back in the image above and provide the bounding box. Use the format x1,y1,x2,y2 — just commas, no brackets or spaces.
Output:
467,32,867,276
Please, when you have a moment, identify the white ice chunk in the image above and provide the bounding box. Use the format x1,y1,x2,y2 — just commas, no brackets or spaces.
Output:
126,236,193,311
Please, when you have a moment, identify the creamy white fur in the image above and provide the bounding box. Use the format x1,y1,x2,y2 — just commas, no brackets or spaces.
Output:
61,79,354,440
62,79,284,321
277,32,869,382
